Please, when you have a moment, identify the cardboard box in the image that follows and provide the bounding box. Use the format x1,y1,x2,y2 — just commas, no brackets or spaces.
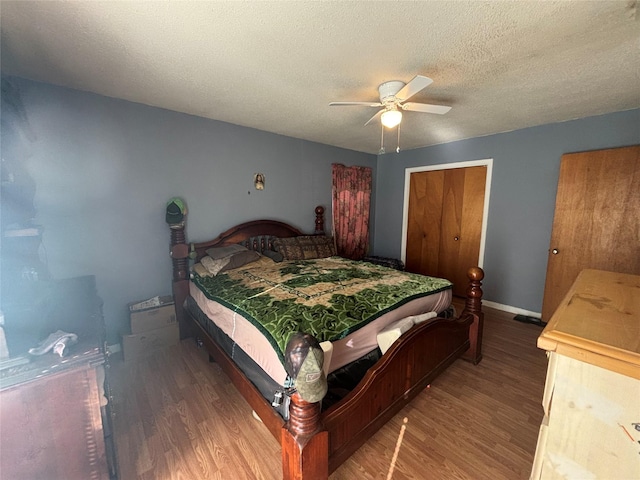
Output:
129,295,176,334
129,295,173,312
122,322,180,362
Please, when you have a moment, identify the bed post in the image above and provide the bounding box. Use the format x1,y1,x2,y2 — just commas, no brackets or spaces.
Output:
169,219,191,339
461,266,484,364
282,393,329,480
314,206,325,235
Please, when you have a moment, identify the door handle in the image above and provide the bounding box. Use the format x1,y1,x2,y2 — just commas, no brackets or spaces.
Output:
552,248,559,255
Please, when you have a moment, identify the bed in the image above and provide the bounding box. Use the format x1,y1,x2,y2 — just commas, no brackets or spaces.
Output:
169,205,484,479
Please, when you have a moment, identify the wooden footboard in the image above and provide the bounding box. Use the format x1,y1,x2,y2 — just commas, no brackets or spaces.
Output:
322,314,472,471
168,204,484,479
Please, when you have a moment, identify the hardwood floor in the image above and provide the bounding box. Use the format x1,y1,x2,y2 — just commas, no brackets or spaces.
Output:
110,305,547,479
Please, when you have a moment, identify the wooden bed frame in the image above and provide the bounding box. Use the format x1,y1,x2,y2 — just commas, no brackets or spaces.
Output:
169,205,484,479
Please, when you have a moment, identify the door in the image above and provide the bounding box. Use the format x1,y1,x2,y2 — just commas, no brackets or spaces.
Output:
405,165,487,296
541,145,640,321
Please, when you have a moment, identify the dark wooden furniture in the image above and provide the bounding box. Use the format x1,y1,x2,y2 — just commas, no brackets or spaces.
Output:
169,205,484,479
0,276,118,479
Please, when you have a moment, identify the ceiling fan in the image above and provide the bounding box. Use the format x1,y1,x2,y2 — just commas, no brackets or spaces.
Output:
330,75,451,128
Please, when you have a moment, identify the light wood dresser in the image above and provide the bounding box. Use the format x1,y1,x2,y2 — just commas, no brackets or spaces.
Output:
531,269,640,479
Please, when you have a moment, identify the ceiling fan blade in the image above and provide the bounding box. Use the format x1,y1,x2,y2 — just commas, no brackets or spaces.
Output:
394,75,433,102
364,109,383,126
402,102,452,114
329,101,382,107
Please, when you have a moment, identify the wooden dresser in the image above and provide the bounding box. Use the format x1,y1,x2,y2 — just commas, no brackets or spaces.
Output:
0,275,118,479
531,269,640,479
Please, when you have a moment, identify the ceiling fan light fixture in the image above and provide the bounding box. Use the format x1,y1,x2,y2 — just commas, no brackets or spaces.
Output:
381,109,402,128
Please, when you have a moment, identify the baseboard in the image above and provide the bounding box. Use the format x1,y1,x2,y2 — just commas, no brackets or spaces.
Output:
482,300,541,319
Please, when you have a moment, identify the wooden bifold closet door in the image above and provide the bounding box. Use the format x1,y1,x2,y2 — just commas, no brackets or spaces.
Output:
405,166,486,297
541,145,640,321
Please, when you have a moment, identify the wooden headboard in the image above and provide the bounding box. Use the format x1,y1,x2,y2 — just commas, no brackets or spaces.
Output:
190,220,303,262
187,205,325,262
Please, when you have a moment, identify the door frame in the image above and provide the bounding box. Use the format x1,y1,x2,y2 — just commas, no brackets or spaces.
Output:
400,158,493,268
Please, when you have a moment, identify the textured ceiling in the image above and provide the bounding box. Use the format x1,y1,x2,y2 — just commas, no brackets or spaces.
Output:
1,1,639,154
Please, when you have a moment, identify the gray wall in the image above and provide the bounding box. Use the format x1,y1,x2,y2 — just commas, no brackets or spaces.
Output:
2,77,375,343
373,108,640,314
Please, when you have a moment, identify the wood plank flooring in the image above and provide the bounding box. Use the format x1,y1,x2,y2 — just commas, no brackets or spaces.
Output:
110,305,547,479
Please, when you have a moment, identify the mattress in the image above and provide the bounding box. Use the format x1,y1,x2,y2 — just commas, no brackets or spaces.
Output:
189,271,451,385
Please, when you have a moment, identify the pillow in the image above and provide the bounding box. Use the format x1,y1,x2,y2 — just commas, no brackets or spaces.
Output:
205,244,248,260
200,250,261,275
193,262,213,277
219,250,261,272
262,249,284,263
201,255,231,275
274,235,337,260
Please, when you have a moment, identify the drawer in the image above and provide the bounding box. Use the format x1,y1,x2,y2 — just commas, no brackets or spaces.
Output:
530,415,549,480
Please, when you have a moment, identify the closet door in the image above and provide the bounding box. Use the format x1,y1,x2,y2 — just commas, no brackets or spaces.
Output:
406,169,445,278
405,166,486,296
541,145,640,321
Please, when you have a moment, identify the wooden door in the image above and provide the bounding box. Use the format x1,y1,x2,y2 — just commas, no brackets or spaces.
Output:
541,145,640,321
406,166,487,296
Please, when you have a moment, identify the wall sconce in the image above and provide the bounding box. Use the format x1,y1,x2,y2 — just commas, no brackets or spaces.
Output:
254,173,265,190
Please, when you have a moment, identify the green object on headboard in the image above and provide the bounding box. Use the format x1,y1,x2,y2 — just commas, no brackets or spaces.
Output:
165,197,187,225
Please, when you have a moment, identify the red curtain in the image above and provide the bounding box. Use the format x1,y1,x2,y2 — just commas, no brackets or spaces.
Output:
331,164,372,260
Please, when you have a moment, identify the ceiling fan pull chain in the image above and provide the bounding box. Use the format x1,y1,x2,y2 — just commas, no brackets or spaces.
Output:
396,122,401,153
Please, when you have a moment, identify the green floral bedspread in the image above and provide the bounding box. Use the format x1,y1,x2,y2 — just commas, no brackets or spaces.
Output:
192,256,452,363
